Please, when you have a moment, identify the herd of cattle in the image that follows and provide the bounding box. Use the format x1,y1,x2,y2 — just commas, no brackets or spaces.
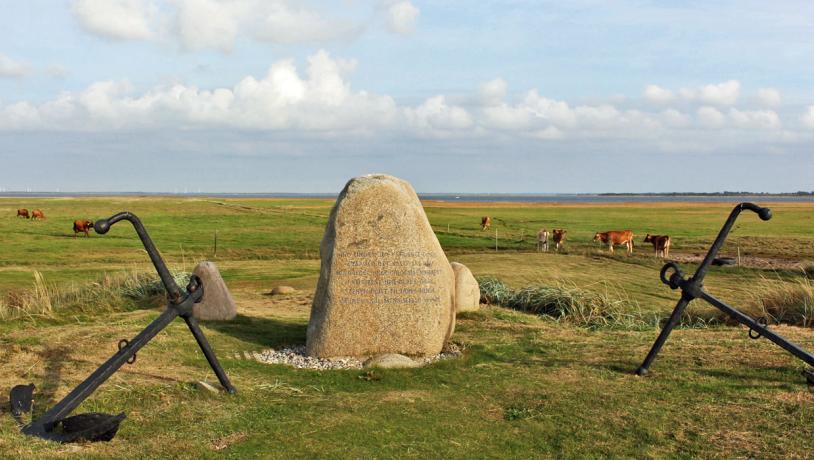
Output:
16,208,95,238
13,208,671,255
481,215,671,258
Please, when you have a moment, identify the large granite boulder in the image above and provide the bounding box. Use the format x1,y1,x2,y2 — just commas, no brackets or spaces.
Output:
306,174,456,358
191,261,237,321
451,262,480,313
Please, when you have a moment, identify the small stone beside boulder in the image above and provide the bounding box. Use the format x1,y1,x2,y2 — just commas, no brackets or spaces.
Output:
271,286,296,295
191,261,237,321
451,262,480,313
363,353,419,369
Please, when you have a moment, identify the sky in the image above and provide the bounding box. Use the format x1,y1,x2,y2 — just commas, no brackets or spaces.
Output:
1,0,813,193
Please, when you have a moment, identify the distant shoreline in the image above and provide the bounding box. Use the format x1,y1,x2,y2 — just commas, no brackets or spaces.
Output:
2,192,814,203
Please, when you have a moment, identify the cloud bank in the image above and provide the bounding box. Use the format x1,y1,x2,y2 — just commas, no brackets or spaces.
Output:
71,0,418,50
1,50,809,157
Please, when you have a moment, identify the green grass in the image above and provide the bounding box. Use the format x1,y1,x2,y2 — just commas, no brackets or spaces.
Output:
2,197,814,458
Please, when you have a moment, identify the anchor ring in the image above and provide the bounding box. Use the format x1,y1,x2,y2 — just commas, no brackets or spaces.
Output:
660,262,684,290
748,317,769,340
118,339,137,364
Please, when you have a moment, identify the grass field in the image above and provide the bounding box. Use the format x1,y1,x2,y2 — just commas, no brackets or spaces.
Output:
1,197,814,458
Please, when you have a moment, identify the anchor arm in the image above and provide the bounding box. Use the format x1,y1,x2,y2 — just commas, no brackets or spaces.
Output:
699,290,814,368
693,203,771,284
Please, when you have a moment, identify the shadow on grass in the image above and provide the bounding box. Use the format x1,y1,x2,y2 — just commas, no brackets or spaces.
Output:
695,366,806,385
204,314,307,349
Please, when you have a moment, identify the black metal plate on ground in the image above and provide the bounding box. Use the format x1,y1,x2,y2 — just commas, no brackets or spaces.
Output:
54,412,126,443
9,384,34,419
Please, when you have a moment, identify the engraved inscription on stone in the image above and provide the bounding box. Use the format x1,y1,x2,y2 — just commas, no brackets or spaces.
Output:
334,249,441,306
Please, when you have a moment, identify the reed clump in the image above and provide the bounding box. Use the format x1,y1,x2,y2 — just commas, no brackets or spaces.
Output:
478,276,660,330
0,269,190,321
735,276,814,328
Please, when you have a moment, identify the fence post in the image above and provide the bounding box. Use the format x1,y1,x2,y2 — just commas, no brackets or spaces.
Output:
214,231,218,257
495,228,498,252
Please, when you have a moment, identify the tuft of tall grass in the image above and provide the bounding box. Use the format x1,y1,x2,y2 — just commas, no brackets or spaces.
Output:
740,276,814,327
0,269,191,321
478,276,661,330
0,271,55,320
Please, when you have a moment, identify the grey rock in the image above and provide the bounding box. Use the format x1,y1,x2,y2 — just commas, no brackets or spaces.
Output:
191,261,237,321
451,262,480,313
271,286,296,295
363,353,419,369
195,380,220,394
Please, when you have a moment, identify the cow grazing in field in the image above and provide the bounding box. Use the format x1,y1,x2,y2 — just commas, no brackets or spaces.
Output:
16,208,30,219
73,220,94,238
594,230,634,255
481,216,492,231
551,229,567,251
537,228,549,252
644,234,671,258
31,209,45,220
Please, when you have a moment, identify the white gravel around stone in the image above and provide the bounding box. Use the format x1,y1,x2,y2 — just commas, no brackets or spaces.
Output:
251,345,461,370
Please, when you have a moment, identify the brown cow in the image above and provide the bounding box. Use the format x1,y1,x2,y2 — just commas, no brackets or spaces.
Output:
644,234,671,258
73,220,94,238
481,216,492,231
551,229,567,251
16,208,30,219
31,209,45,220
594,230,634,255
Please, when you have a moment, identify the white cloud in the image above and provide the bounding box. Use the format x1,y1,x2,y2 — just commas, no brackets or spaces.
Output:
405,95,473,134
660,109,691,128
643,84,674,104
697,80,740,106
0,50,397,132
173,0,242,51
71,0,366,51
728,108,780,129
251,3,363,45
757,88,782,107
697,106,725,127
673,80,741,106
0,54,31,78
72,0,157,41
386,1,420,35
802,106,814,129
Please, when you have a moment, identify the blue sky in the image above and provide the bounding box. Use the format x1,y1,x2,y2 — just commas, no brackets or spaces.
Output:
1,0,813,193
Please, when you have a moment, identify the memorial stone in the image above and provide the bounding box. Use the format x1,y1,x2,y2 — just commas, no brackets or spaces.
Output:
306,174,456,358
